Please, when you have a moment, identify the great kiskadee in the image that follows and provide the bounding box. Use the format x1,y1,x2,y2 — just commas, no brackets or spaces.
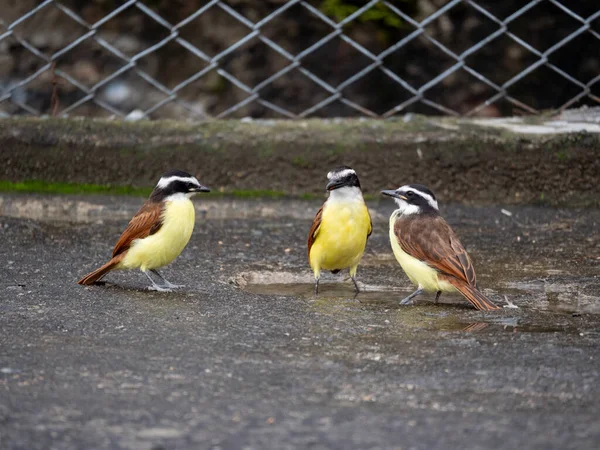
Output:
78,170,210,291
381,184,499,311
308,166,372,295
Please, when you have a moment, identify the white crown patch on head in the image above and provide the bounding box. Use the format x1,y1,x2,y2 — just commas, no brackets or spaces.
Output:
157,175,200,189
327,168,356,181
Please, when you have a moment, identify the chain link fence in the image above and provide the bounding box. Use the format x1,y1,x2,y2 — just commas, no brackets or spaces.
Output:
0,0,598,120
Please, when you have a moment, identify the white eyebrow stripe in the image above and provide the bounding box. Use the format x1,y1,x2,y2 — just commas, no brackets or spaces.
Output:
423,194,439,210
157,176,199,189
399,186,439,211
327,168,356,180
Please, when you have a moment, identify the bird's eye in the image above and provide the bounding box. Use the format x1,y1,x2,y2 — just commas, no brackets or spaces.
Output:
406,191,414,197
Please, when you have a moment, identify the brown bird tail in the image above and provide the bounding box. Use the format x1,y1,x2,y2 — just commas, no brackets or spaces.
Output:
77,257,121,285
446,279,500,311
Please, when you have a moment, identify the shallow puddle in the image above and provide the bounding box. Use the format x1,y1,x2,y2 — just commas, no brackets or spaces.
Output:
234,273,582,334
433,316,575,334
233,270,600,316
239,281,473,310
501,278,600,314
241,280,403,303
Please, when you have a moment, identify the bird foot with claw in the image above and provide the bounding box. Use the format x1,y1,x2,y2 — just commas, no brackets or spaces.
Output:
399,298,415,306
148,285,173,292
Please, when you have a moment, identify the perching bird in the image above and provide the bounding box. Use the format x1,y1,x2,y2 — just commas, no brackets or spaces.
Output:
308,166,372,295
381,184,499,311
78,170,210,291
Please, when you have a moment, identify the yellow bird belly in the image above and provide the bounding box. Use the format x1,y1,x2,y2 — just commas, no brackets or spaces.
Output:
121,198,196,271
310,200,370,277
389,215,455,293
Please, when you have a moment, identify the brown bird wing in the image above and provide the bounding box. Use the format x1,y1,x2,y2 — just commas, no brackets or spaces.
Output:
112,201,164,257
394,215,476,286
307,205,323,258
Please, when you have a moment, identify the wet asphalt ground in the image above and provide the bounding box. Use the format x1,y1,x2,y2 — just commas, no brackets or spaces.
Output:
1,195,599,449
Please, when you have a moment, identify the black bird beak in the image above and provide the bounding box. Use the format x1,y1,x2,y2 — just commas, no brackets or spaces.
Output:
381,189,406,200
326,180,344,191
190,185,211,193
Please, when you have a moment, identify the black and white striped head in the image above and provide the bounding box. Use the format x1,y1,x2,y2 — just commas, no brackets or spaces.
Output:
326,166,361,192
381,184,439,215
150,170,210,202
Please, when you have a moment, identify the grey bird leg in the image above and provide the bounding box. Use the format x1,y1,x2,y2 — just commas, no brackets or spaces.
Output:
150,269,184,289
351,276,360,293
144,270,172,292
400,287,424,305
435,291,442,303
314,278,320,296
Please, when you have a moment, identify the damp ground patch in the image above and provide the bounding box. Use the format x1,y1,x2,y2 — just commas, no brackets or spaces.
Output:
231,270,596,336
232,267,600,316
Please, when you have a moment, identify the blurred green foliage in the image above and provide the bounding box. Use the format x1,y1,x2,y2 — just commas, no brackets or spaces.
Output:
0,180,288,199
319,0,404,28
0,180,152,196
